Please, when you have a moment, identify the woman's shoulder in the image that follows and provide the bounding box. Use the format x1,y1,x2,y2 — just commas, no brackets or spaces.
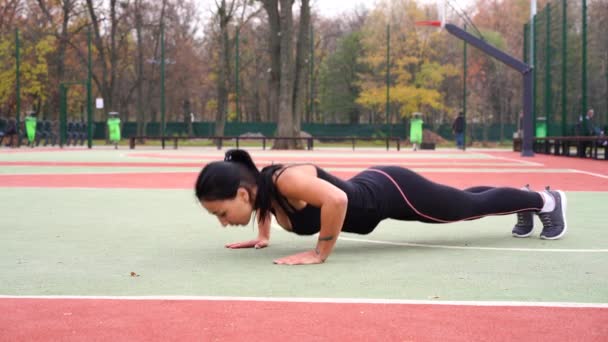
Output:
262,165,319,193
275,163,319,178
262,163,319,174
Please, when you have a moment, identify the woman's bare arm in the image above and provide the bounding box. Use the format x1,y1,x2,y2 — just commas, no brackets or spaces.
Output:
225,209,271,249
273,165,348,264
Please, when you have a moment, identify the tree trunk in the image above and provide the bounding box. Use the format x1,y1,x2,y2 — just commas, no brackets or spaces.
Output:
109,0,118,111
183,99,191,135
214,0,234,137
37,0,73,120
135,0,145,140
261,0,280,122
273,0,295,149
292,0,309,148
86,0,110,112
144,0,167,127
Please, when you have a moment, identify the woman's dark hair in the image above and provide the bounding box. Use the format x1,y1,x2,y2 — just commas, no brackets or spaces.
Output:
195,149,280,223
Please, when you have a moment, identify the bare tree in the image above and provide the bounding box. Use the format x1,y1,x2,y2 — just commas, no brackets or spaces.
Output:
292,0,310,142
272,0,295,148
0,0,21,34
260,0,280,122
133,0,146,138
213,0,236,137
37,0,81,118
86,0,118,112
144,0,167,124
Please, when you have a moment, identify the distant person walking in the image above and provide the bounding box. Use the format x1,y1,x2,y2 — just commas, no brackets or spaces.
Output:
452,111,465,149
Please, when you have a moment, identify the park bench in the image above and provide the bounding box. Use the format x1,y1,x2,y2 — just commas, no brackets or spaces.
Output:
514,136,607,160
128,135,402,151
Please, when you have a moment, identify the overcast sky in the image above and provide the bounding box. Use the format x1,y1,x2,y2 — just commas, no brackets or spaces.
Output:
309,0,474,18
196,0,478,23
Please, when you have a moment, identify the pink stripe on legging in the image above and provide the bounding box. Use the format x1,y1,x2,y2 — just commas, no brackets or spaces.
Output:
366,168,539,223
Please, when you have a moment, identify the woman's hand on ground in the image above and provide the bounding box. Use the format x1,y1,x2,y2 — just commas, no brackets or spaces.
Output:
225,239,268,249
273,250,324,265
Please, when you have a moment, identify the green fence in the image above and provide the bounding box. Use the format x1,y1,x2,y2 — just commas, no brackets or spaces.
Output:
90,121,519,144
92,122,410,140
525,0,607,137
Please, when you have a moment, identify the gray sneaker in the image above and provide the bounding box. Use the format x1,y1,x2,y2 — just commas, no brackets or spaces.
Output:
512,185,534,238
538,190,568,240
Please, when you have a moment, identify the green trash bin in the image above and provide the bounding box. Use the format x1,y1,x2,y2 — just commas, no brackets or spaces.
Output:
25,114,37,146
107,112,121,148
536,117,547,138
409,113,424,150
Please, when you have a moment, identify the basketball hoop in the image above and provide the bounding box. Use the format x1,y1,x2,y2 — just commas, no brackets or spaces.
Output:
415,0,446,30
415,20,443,27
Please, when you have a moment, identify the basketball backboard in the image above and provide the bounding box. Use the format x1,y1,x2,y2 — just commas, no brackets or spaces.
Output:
416,0,446,29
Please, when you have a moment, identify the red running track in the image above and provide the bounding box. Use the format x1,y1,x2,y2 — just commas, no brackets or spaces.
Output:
1,170,606,191
1,298,607,341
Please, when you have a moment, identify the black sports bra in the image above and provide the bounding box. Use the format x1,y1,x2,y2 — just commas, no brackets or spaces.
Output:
270,165,322,235
269,165,383,235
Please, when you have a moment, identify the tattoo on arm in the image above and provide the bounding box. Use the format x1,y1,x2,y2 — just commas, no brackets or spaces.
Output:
315,236,335,258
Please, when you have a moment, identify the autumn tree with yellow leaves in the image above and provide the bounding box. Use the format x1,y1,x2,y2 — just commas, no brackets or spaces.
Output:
356,0,459,126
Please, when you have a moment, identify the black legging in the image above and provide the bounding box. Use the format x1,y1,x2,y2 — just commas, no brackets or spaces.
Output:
367,166,544,224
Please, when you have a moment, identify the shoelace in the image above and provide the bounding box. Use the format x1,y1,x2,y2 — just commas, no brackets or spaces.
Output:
515,184,532,228
539,187,556,228
539,214,552,228
516,213,526,225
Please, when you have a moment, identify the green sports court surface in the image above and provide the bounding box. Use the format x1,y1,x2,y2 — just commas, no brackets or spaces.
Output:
1,147,607,341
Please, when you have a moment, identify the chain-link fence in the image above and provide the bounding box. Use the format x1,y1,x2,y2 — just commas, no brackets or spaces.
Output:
525,0,607,137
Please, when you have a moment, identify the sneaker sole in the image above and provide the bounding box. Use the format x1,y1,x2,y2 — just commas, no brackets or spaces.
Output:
512,229,534,238
540,190,568,240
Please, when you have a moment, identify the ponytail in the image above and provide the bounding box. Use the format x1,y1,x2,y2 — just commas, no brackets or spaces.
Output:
256,164,284,224
224,149,260,178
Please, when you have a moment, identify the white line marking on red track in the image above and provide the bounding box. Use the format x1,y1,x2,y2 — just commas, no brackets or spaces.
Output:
482,154,544,166
0,295,606,308
569,169,608,179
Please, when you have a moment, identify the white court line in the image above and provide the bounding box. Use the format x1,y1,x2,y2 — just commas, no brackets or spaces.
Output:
481,153,544,167
338,236,608,253
5,159,528,167
128,151,493,160
0,167,572,177
0,171,196,177
270,224,608,253
168,159,535,167
570,169,608,180
0,295,606,308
